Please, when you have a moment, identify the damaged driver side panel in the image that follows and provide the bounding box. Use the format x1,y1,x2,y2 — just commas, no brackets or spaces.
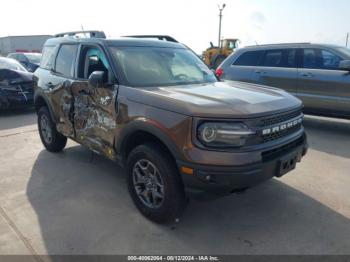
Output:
47,79,75,138
70,81,118,160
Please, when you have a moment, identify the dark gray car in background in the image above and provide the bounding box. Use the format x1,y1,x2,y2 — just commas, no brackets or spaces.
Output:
217,43,350,119
7,52,42,72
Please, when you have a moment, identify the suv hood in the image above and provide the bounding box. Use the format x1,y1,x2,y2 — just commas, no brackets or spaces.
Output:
125,81,302,118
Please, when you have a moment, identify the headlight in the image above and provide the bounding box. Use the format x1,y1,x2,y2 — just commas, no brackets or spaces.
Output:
197,122,255,148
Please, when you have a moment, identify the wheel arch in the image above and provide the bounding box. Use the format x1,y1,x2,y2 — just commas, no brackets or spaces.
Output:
116,121,183,166
34,94,56,123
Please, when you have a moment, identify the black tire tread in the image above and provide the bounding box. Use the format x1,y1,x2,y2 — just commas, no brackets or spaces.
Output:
126,142,187,224
38,107,67,152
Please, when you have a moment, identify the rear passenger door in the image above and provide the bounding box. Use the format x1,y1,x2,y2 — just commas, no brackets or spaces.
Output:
297,48,350,115
222,50,264,82
251,49,298,95
41,44,78,137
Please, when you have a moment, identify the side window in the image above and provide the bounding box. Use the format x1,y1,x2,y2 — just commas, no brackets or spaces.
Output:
233,51,263,66
303,49,318,69
40,46,56,70
263,50,283,67
262,49,296,68
12,54,20,61
321,50,342,70
18,54,28,63
55,45,78,77
286,49,297,68
303,49,343,70
77,46,110,80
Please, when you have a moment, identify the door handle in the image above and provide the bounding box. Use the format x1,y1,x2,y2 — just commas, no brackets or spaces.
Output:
301,72,313,78
45,82,54,89
255,70,267,75
78,89,92,96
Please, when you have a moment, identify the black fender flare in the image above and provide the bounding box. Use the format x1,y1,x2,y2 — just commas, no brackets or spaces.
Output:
115,119,184,163
34,93,57,124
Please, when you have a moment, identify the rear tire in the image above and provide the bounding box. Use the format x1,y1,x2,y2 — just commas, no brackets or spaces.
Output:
126,143,187,224
38,107,67,152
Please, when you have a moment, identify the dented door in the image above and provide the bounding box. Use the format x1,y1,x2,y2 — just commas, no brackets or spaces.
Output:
71,81,118,158
44,73,75,137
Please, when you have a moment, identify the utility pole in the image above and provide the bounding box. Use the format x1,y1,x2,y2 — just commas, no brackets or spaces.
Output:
218,3,226,48
346,33,349,47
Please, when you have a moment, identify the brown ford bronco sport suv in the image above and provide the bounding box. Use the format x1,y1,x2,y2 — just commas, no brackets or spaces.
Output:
34,31,308,223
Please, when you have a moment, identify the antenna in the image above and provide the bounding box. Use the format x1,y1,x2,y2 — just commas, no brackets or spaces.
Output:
346,33,349,47
81,25,87,38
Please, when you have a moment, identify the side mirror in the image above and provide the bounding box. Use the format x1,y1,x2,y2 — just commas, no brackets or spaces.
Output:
339,60,350,71
88,71,106,88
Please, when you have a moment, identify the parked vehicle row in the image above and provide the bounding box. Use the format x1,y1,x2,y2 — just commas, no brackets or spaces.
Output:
217,43,350,119
0,57,34,109
33,31,307,223
7,52,42,72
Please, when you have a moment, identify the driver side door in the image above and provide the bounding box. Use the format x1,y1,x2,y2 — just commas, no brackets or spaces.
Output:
71,44,119,159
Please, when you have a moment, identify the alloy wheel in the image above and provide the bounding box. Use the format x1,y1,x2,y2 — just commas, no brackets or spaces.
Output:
132,159,165,209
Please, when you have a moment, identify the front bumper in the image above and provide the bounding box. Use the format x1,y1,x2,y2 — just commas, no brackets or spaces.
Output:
0,92,34,109
178,133,308,196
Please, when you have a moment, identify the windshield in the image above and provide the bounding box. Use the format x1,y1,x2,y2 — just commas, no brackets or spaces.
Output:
109,47,217,87
25,53,42,64
336,47,350,58
0,58,27,72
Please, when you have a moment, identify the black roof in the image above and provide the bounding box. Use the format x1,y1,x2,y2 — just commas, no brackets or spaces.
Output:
44,36,185,49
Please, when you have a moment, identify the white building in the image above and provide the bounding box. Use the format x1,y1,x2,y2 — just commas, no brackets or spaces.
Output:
0,35,52,56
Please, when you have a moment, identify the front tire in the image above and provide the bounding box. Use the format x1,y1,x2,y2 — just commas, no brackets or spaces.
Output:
38,107,67,152
126,143,187,224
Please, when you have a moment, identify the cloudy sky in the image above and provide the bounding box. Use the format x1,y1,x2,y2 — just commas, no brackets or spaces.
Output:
1,0,349,53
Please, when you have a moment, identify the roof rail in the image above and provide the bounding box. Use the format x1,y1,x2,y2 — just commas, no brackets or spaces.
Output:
123,35,179,43
246,42,311,48
54,30,106,39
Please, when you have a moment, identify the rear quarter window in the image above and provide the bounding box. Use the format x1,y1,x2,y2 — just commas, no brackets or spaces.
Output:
40,46,57,70
233,50,264,66
54,44,78,78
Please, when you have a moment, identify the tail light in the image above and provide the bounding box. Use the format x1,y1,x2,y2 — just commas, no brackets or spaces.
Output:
215,67,224,78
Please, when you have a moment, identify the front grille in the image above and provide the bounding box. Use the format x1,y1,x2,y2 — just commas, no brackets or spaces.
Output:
20,82,34,93
262,124,301,143
258,109,303,143
260,109,302,127
1,82,33,95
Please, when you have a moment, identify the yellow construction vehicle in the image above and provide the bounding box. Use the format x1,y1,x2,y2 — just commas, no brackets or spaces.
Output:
202,38,240,69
